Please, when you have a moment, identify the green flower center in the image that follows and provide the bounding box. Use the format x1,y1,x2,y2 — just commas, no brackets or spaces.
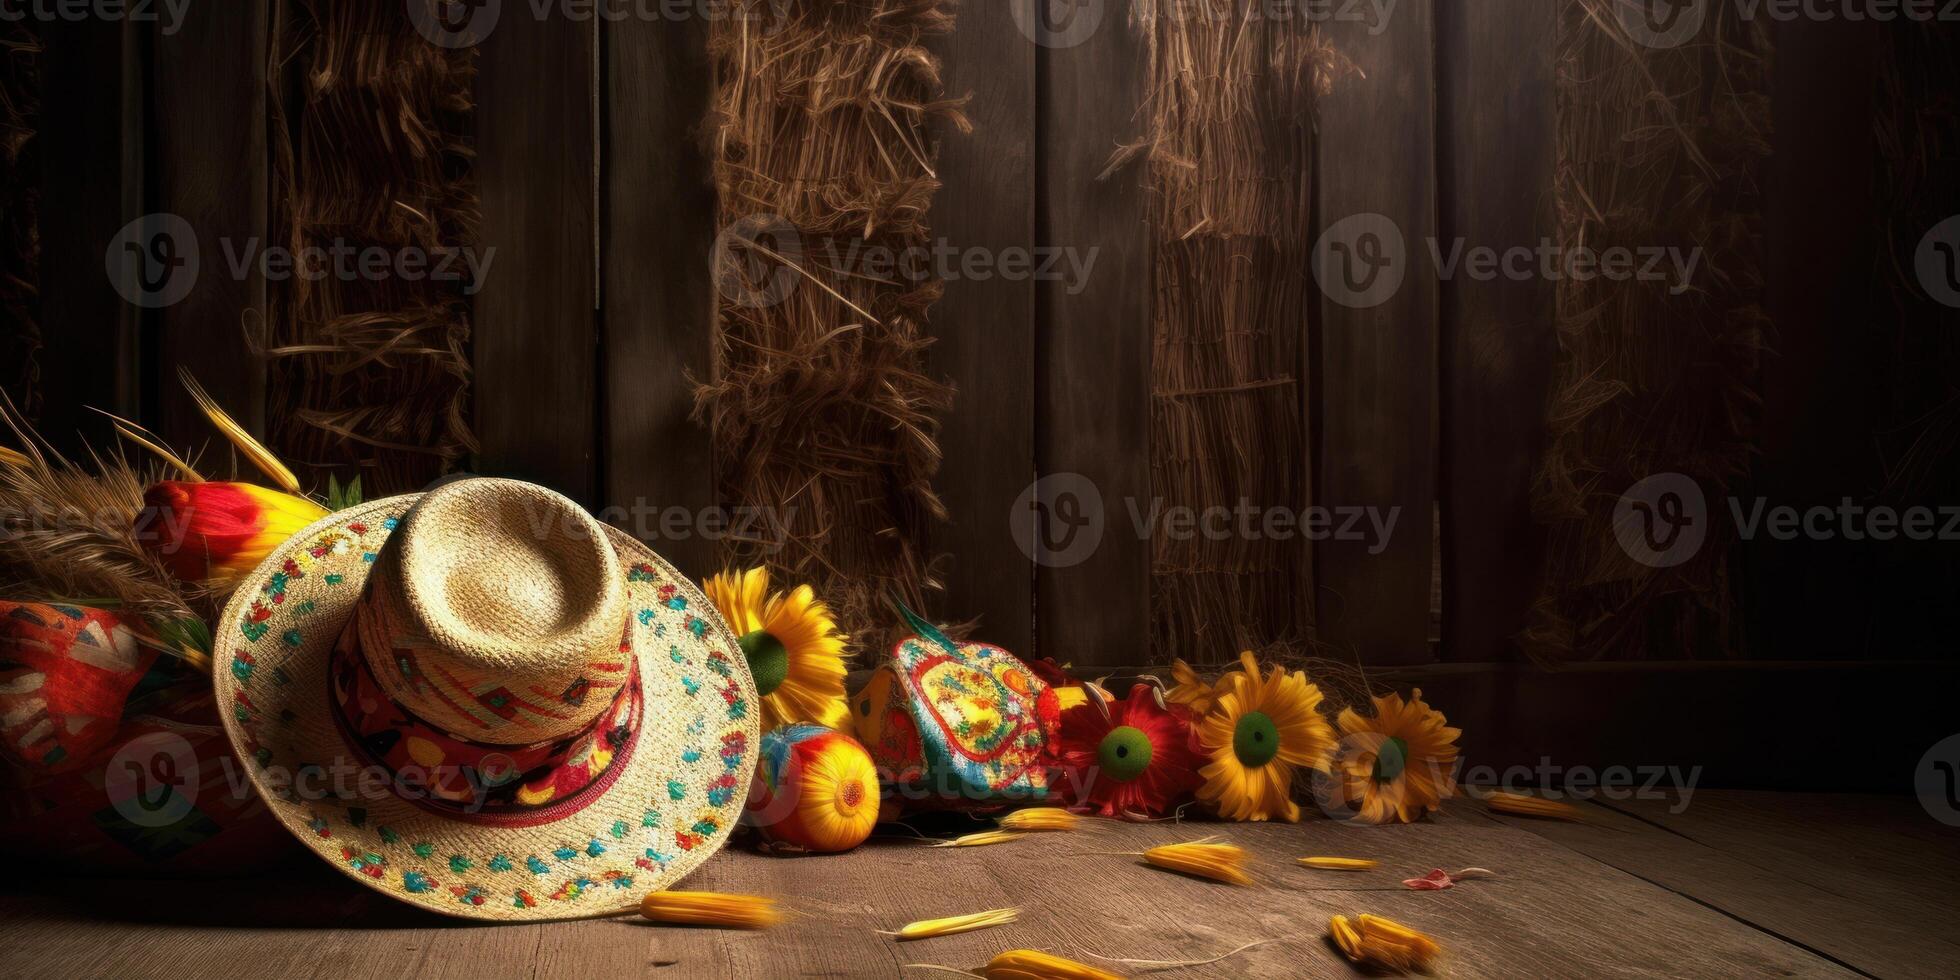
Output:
739,630,788,697
1373,736,1410,783
1232,711,1280,768
1097,726,1154,783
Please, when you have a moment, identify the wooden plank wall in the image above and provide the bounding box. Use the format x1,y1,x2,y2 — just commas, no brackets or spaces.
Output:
602,14,718,577
1314,2,1441,666
34,17,142,450
150,4,267,451
20,0,1957,696
927,3,1037,654
1034,3,1152,667
1436,0,1557,664
473,13,599,502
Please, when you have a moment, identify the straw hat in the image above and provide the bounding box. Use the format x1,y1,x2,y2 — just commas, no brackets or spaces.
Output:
212,478,759,920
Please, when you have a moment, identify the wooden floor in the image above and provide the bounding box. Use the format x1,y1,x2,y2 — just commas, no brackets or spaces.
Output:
4,791,1955,979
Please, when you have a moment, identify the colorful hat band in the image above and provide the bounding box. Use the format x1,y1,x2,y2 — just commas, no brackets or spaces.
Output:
328,614,644,829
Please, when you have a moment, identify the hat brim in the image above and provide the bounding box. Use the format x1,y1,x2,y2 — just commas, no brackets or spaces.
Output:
212,495,760,921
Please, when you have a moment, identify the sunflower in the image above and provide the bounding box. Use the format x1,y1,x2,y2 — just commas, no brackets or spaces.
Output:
1165,657,1226,717
703,567,849,730
1054,683,1204,818
1195,651,1336,822
1333,688,1461,824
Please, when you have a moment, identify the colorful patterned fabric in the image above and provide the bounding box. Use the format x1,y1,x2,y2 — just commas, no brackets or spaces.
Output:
0,602,156,772
0,672,297,874
854,611,1058,808
329,619,644,824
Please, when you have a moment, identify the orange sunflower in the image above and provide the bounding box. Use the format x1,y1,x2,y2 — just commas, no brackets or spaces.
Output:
1333,688,1461,824
1195,652,1336,822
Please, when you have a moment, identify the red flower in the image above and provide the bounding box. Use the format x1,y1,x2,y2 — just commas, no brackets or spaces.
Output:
1054,683,1204,819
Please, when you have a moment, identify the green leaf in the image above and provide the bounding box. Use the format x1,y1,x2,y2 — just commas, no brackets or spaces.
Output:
324,474,364,511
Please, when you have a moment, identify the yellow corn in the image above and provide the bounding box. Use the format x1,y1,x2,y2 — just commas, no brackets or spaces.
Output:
1483,790,1583,821
931,830,1026,848
639,891,780,930
884,907,1018,941
1298,856,1378,871
982,949,1122,980
1141,840,1253,886
1328,914,1363,959
1328,913,1442,974
999,808,1079,832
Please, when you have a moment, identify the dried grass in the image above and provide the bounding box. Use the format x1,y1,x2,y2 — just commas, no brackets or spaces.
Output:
699,0,963,652
1523,0,1773,663
263,0,479,496
0,397,214,630
1121,0,1353,664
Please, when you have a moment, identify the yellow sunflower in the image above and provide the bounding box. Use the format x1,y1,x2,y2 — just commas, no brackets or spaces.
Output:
703,567,849,730
1166,657,1230,717
1334,688,1461,824
1195,651,1336,822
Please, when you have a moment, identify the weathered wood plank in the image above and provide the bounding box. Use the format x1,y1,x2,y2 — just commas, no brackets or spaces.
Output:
0,799,1866,978
1314,1,1440,665
1489,794,1959,978
34,18,142,450
150,4,267,452
1435,0,1556,663
473,10,598,502
601,16,717,576
924,1,1035,653
1745,17,1883,661
1034,0,1150,667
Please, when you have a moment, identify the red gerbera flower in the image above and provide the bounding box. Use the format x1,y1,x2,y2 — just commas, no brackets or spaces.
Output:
1055,683,1204,819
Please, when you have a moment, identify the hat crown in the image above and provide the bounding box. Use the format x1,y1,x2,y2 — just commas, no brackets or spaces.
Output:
359,479,629,745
